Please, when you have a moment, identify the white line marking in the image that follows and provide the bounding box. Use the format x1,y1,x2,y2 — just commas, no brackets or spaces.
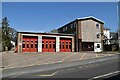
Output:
37,71,59,77
90,70,120,80
95,53,98,58
80,53,86,60
78,66,82,68
67,68,74,70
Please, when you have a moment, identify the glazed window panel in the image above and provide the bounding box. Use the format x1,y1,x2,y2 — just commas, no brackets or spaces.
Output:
42,43,44,48
27,44,29,48
31,44,33,48
22,44,25,48
53,44,55,48
66,42,68,49
35,44,38,48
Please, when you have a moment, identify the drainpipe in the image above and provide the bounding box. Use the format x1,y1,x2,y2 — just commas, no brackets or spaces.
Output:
117,2,120,51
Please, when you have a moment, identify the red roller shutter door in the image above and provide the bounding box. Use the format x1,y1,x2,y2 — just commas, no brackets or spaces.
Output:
60,38,72,52
42,37,56,52
22,36,38,52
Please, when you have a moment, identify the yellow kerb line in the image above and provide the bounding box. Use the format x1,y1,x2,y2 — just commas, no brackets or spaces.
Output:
80,53,86,60
59,53,75,62
95,53,98,58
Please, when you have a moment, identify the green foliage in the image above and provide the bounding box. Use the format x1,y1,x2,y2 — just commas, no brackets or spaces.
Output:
2,17,17,51
50,29,58,33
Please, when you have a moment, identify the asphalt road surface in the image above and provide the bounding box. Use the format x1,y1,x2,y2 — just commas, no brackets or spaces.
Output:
3,56,119,80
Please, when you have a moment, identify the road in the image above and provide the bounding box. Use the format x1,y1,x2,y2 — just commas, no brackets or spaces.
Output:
2,54,119,80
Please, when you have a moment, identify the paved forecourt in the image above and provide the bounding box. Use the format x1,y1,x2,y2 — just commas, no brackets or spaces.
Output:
1,51,117,70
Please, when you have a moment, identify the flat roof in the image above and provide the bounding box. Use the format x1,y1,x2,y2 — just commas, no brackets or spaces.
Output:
104,28,110,30
17,31,74,36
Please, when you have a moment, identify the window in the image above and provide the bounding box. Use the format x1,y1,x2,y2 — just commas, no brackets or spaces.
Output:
53,44,55,48
66,42,68,49
65,26,67,31
35,44,38,48
27,44,29,48
97,44,100,48
23,41,25,43
35,41,38,43
22,44,25,48
46,41,48,49
96,23,99,28
71,24,73,29
63,27,65,31
74,23,76,28
50,44,52,49
46,44,48,48
42,43,44,48
69,42,71,49
97,34,100,38
31,44,33,48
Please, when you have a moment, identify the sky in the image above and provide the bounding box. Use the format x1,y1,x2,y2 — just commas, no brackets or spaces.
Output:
2,2,119,32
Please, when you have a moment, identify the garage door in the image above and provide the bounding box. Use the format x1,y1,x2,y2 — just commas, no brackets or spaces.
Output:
42,37,56,52
60,38,72,52
22,36,38,52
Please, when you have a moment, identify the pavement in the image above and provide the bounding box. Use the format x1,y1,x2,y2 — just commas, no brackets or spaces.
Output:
1,51,118,70
2,54,119,78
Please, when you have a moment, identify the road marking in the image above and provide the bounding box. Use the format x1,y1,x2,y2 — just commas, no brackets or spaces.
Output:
9,73,23,78
108,54,111,56
67,68,74,70
89,70,120,80
78,66,82,68
33,54,60,65
37,71,59,77
59,54,75,62
95,53,98,58
80,53,86,60
0,68,3,70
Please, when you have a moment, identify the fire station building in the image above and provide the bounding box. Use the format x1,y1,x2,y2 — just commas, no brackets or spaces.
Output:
16,32,74,52
57,16,104,52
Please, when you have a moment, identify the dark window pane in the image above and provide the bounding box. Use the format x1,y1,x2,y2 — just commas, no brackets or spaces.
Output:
63,45,64,49
35,44,38,48
22,44,25,48
53,44,55,48
42,43,44,48
97,34,100,38
66,45,68,49
27,44,29,48
31,44,33,48
97,44,100,48
46,44,48,49
69,45,71,49
23,40,25,42
50,44,52,49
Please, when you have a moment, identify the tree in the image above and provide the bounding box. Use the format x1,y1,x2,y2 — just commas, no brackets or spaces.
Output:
2,17,17,51
0,27,2,51
50,29,58,33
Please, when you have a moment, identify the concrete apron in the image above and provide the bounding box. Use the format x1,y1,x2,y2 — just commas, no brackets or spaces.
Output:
2,55,119,78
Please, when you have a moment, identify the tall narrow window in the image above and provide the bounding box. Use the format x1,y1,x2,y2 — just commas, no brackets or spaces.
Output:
35,44,38,48
22,44,25,48
31,44,33,48
97,34,100,38
27,44,29,48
